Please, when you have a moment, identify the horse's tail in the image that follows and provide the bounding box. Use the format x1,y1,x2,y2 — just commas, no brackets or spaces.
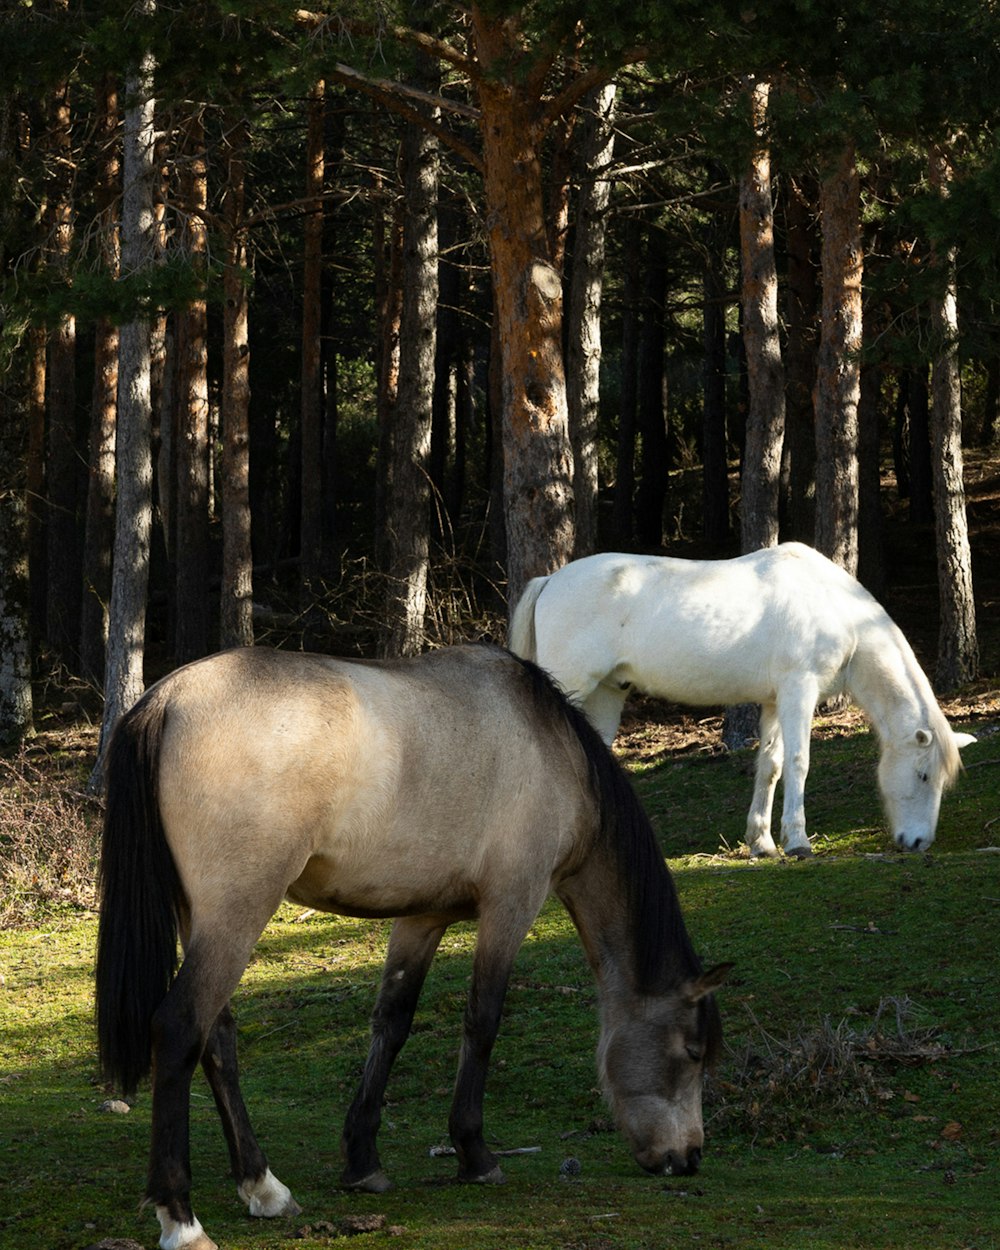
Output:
508,574,550,661
96,685,183,1097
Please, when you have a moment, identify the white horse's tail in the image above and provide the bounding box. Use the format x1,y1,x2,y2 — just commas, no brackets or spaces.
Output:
508,575,550,662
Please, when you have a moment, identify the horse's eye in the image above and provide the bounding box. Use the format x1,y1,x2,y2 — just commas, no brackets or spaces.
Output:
918,771,929,784
685,1046,703,1063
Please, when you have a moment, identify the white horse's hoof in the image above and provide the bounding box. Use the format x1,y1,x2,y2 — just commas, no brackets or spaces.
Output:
238,1168,302,1218
748,844,780,859
156,1210,219,1250
784,843,814,860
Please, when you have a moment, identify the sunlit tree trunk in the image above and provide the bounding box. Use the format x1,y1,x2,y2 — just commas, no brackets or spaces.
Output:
929,144,977,690
93,0,157,786
814,144,862,576
567,82,616,558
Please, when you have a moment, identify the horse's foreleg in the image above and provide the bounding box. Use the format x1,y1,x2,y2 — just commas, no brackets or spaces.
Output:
448,911,528,1185
581,681,629,746
340,916,446,1192
745,704,781,858
201,1004,300,1220
776,680,817,857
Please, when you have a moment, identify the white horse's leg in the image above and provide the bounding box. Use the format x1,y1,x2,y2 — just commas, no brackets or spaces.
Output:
581,681,629,746
776,679,819,857
745,703,781,858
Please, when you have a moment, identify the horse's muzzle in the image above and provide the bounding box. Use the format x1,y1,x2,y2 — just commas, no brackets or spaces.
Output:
641,1146,702,1177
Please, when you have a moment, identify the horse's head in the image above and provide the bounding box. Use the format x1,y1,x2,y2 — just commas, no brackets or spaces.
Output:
878,727,976,851
598,964,730,1177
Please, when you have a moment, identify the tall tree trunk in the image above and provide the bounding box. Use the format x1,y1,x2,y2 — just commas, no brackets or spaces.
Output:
0,93,33,744
702,167,730,543
908,366,934,524
44,55,81,662
471,9,575,609
27,325,47,647
300,79,325,599
374,172,403,569
813,144,862,575
929,145,977,690
567,82,616,558
783,174,818,540
380,97,439,657
80,77,120,685
738,78,784,554
220,112,253,649
173,109,210,664
93,0,157,785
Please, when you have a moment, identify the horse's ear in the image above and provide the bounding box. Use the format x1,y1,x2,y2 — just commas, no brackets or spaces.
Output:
953,731,977,750
685,962,733,1004
915,728,933,747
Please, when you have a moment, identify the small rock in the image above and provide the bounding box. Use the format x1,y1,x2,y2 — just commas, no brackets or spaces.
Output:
560,1156,582,1177
98,1099,131,1115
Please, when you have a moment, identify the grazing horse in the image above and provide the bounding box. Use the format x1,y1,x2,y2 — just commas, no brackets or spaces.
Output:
96,645,729,1250
509,543,975,858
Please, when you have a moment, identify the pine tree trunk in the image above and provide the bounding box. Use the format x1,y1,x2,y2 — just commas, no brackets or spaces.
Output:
220,112,253,649
0,93,33,745
929,145,977,690
44,61,81,662
27,325,47,646
472,10,575,609
80,76,119,685
702,168,730,543
92,0,157,786
783,174,818,541
635,232,668,548
374,174,403,570
567,82,616,558
300,80,325,598
738,78,784,554
380,101,439,657
813,144,862,575
173,110,210,664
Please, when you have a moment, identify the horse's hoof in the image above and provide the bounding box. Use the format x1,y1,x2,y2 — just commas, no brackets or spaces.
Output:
239,1169,302,1218
341,1169,393,1194
749,845,780,860
461,1164,507,1185
784,844,813,859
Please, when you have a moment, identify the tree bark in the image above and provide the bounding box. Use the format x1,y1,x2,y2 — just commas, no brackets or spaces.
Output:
702,167,730,543
738,78,784,554
92,0,157,786
0,93,33,744
612,216,641,546
44,54,81,662
783,174,818,541
634,231,668,548
567,82,617,558
471,9,575,610
380,96,439,657
220,112,254,649
929,145,977,690
80,76,120,685
374,172,403,570
813,144,862,576
300,79,325,598
173,109,210,664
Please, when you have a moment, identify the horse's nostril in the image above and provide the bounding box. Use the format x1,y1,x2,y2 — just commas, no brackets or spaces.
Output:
666,1148,701,1177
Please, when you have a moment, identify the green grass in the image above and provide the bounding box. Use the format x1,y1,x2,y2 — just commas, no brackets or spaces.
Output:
2,725,1000,1249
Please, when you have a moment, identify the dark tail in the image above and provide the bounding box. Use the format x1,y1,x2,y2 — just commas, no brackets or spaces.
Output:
96,688,184,1096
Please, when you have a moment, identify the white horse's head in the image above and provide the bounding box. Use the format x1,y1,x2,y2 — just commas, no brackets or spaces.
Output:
878,727,976,851
598,965,729,1176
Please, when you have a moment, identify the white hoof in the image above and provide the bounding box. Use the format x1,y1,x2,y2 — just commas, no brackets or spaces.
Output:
156,1209,218,1250
238,1167,302,1218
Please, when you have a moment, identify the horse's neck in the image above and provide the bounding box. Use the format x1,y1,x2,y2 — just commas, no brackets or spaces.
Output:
848,623,931,741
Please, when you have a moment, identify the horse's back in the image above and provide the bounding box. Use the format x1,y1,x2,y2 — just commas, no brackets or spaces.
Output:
530,544,872,708
150,646,591,926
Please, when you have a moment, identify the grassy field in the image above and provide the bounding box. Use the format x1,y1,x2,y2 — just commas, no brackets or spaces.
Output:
2,703,999,1250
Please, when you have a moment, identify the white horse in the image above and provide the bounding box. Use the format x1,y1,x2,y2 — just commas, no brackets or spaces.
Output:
509,543,975,858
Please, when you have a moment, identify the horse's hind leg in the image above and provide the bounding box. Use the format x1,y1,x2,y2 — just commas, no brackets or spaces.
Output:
201,1003,300,1219
341,915,446,1192
745,703,781,858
